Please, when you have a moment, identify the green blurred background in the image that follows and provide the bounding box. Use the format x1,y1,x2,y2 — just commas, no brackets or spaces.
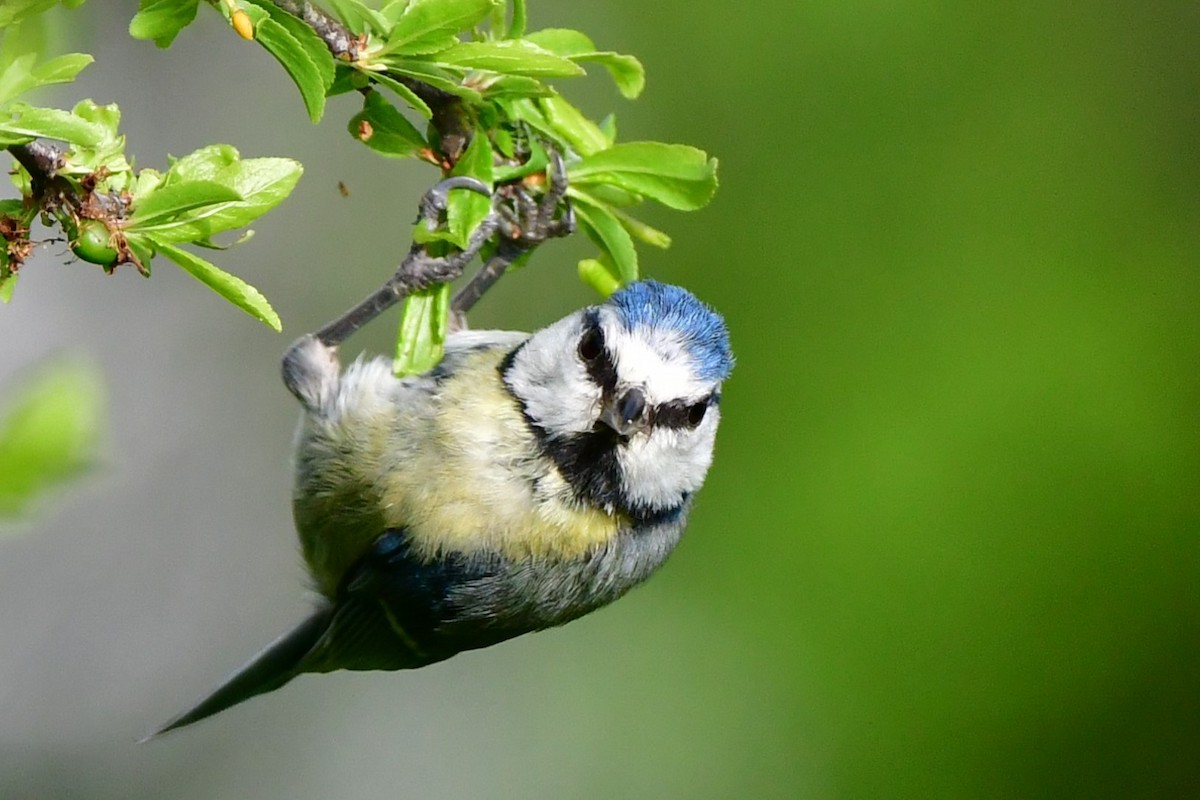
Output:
1,1,1197,797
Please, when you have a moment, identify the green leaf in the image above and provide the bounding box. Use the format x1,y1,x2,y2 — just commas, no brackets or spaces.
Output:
153,241,281,331
569,142,718,210
327,64,362,97
129,0,200,48
348,90,426,158
598,112,617,143
136,145,302,242
0,0,59,27
536,95,607,156
492,133,547,182
523,30,644,98
370,71,435,118
0,52,38,107
0,271,15,303
393,283,449,377
383,59,484,104
380,0,494,56
379,0,412,23
523,28,595,56
0,359,103,519
432,40,584,77
60,99,129,178
607,204,671,249
324,0,392,35
244,0,336,122
572,195,637,283
574,52,644,99
0,103,104,145
28,52,92,89
509,0,526,38
444,129,493,248
476,74,550,98
127,180,242,227
577,256,620,297
129,167,165,203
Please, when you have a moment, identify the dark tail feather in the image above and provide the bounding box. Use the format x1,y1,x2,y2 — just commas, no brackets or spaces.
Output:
143,604,334,740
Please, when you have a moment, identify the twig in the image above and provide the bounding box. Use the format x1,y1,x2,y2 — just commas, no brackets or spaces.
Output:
268,0,359,60
267,0,470,160
256,8,573,342
7,142,65,199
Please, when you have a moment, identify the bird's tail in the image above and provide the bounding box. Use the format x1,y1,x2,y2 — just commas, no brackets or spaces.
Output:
144,603,335,740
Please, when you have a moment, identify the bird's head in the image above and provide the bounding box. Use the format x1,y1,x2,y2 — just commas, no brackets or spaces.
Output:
503,280,734,519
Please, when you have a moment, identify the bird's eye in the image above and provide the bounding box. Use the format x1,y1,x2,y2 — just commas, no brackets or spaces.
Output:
578,326,604,363
687,401,708,427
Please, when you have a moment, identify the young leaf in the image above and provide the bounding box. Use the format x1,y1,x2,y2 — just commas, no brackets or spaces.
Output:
380,0,494,56
522,28,595,56
0,271,15,303
146,145,302,242
369,71,435,118
492,133,547,182
243,0,336,122
129,0,201,48
444,129,493,248
127,180,243,228
476,74,550,99
523,30,644,98
348,90,426,157
324,0,392,35
0,103,105,146
607,204,671,249
573,52,644,99
598,112,617,143
0,52,38,107
28,52,93,90
571,195,637,283
393,282,450,377
380,0,413,23
0,1,60,27
569,142,718,210
0,359,103,519
577,256,620,297
432,40,585,78
62,100,130,178
536,95,607,156
153,241,281,331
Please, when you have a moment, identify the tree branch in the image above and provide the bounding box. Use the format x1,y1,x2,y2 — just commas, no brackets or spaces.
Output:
267,0,471,160
268,0,359,60
7,141,65,199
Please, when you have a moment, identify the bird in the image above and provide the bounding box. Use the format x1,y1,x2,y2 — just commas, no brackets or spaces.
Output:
149,279,733,736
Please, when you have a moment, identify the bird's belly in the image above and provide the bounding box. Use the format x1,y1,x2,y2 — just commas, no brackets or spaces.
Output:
385,463,626,562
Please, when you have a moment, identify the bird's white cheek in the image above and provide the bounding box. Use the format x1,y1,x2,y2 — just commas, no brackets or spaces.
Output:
618,423,717,510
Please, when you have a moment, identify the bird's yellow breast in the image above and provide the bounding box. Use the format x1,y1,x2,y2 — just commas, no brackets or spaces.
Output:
381,348,626,562
295,347,627,595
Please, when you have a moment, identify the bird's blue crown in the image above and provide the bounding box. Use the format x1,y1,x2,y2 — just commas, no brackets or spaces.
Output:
608,280,734,382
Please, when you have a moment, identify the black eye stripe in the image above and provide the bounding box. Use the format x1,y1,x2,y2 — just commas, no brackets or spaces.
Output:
580,311,618,394
652,395,714,429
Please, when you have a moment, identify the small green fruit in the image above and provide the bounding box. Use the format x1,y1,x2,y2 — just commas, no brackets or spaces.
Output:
71,219,119,267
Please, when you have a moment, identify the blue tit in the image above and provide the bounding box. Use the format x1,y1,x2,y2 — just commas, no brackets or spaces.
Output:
150,279,733,736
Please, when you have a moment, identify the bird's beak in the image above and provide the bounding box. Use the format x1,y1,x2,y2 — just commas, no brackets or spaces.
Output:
600,386,649,437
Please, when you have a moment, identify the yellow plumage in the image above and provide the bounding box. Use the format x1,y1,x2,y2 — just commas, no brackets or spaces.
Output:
294,346,626,596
